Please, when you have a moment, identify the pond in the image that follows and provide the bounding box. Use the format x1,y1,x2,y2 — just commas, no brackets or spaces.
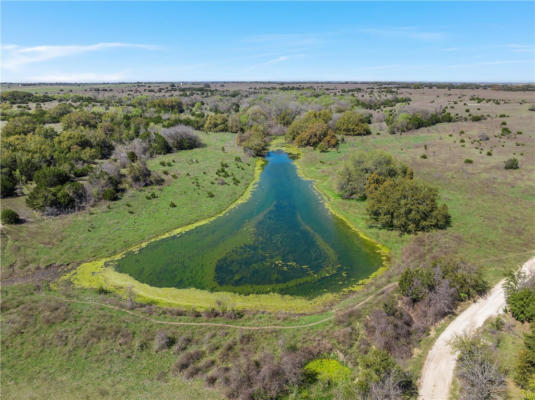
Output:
113,150,383,298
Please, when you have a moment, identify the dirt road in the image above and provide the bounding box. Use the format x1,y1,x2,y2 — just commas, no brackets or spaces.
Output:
418,256,535,399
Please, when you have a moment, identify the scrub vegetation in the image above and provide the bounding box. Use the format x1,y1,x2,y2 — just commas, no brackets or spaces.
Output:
1,81,534,400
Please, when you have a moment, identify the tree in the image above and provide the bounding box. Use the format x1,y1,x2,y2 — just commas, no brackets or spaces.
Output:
335,111,371,136
335,151,411,200
1,208,21,224
286,110,333,141
204,114,228,132
294,121,338,149
366,178,450,233
236,125,267,156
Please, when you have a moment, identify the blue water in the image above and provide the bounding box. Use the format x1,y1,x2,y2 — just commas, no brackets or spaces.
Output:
114,151,383,297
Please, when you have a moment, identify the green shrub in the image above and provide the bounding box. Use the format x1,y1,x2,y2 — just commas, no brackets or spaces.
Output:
356,348,415,397
102,188,118,201
1,171,17,197
26,182,86,213
34,167,70,188
504,157,519,170
1,116,38,137
294,121,338,149
464,159,473,164
304,359,351,384
515,324,535,388
286,110,332,141
61,110,99,130
149,133,172,156
336,151,412,200
1,208,21,224
203,114,228,132
508,289,535,323
399,267,434,301
367,178,450,233
169,201,177,208
335,111,371,136
236,125,268,156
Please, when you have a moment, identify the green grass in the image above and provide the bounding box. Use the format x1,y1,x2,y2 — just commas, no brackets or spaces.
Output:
0,285,225,400
0,284,332,400
1,132,257,271
293,123,535,284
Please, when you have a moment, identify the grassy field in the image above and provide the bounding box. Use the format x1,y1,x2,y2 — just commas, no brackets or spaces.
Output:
294,106,535,283
2,84,534,400
1,132,257,274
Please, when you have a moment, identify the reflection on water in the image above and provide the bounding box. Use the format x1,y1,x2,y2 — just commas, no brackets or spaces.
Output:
114,151,383,297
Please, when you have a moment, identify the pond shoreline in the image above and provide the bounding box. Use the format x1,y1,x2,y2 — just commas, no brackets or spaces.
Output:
67,142,390,313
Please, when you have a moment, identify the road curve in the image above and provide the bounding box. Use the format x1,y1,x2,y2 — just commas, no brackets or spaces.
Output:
418,256,535,400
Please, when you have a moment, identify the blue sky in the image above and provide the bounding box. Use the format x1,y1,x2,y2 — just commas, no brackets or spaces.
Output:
1,1,534,82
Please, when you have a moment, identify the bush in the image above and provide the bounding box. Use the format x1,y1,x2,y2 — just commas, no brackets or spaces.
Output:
33,167,71,188
127,161,152,188
335,111,371,136
149,97,184,113
294,121,338,149
153,330,174,352
160,125,202,150
26,181,87,214
515,323,535,388
367,177,450,233
102,188,118,201
149,133,172,156
1,171,17,197
453,335,506,400
356,348,415,398
304,359,351,384
464,159,473,164
286,110,332,141
236,124,267,156
1,116,38,137
61,110,99,130
1,208,20,224
336,151,411,200
204,113,228,132
508,289,535,323
399,267,434,302
504,157,519,169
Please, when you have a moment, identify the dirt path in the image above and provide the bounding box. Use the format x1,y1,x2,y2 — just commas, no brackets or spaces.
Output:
418,256,535,400
50,282,397,331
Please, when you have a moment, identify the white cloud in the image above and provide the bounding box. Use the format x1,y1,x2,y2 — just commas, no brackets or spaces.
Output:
28,71,129,83
1,42,159,70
